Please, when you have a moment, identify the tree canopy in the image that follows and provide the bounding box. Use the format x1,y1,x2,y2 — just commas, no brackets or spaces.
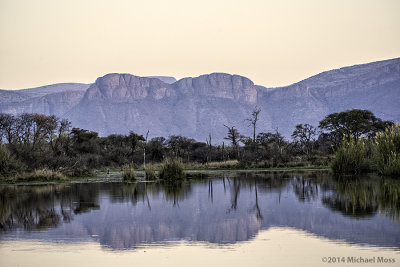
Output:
318,109,391,143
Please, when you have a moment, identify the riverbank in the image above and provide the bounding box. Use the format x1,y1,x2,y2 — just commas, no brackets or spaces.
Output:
0,166,331,185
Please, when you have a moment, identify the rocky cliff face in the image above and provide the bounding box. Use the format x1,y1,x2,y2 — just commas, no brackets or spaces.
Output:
1,91,85,117
0,83,89,117
175,73,258,103
84,74,175,101
257,58,400,136
1,58,399,141
65,73,258,139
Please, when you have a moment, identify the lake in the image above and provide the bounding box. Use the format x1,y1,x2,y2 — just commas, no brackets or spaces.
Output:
0,171,399,266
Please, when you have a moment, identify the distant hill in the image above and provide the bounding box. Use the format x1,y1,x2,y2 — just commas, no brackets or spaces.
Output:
1,58,399,142
145,76,177,84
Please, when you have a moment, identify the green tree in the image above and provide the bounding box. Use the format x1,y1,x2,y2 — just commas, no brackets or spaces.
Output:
257,131,287,156
319,109,388,146
0,144,10,174
127,131,145,162
291,123,317,156
148,137,166,161
70,128,100,155
223,125,243,159
166,135,195,161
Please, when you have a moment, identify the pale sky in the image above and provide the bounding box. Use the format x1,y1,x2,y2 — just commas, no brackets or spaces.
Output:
0,0,399,89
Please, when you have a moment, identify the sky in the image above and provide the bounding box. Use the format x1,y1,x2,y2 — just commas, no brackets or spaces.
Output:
0,0,399,89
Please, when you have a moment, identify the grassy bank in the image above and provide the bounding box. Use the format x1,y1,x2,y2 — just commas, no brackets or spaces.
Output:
0,165,331,184
134,159,330,171
1,168,67,183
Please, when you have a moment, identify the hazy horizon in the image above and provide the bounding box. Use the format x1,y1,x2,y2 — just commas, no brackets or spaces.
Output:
1,0,400,90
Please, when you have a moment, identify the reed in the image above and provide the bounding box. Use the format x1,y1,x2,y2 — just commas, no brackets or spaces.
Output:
375,124,400,176
331,137,370,175
123,165,137,181
159,158,186,182
144,164,157,180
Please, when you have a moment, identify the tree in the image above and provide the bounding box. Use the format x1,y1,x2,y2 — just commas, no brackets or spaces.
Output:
148,137,166,161
166,135,196,161
0,144,10,174
143,130,149,168
224,125,244,159
102,134,130,165
318,109,390,149
256,130,288,164
31,114,58,151
223,125,243,147
0,113,16,144
246,107,261,144
127,131,145,162
70,128,100,154
205,133,212,163
52,119,72,155
291,124,317,156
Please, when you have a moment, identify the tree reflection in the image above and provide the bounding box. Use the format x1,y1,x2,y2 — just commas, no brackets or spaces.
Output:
161,180,188,206
0,185,67,231
0,172,399,250
73,184,100,214
251,179,263,221
228,177,241,212
322,175,400,222
292,176,319,202
376,178,400,223
323,176,378,218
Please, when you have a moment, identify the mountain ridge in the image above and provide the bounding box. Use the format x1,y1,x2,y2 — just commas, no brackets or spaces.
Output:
1,58,399,142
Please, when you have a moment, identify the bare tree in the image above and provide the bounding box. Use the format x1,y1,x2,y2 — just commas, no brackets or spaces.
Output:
245,107,261,144
205,133,212,164
0,114,16,144
143,130,149,168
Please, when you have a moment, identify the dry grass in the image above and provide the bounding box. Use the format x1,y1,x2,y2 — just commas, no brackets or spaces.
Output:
144,164,157,180
123,166,137,181
6,168,67,182
184,160,239,169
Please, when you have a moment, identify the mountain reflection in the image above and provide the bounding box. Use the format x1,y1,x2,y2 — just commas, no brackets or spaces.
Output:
0,171,399,249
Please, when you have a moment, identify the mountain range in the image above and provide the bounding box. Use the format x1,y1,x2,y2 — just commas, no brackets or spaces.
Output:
1,59,399,142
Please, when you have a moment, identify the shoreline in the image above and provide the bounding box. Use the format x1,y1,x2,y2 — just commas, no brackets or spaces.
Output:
0,167,331,185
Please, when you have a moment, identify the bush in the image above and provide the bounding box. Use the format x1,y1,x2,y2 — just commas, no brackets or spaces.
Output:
145,164,157,180
12,168,67,182
123,166,136,181
331,138,371,175
0,144,10,174
159,158,186,182
375,124,400,176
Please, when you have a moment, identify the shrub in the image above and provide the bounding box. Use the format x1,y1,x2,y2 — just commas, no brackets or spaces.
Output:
12,168,67,182
331,138,370,175
375,124,400,176
145,164,157,180
0,144,10,174
123,165,136,181
159,158,186,182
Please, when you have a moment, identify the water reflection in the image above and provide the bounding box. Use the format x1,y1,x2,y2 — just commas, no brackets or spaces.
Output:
322,176,400,222
0,171,399,250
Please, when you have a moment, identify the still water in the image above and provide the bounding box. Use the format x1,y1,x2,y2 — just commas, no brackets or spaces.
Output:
0,171,399,266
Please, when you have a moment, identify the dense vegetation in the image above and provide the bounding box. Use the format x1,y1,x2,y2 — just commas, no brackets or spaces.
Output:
0,109,396,180
331,123,400,176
